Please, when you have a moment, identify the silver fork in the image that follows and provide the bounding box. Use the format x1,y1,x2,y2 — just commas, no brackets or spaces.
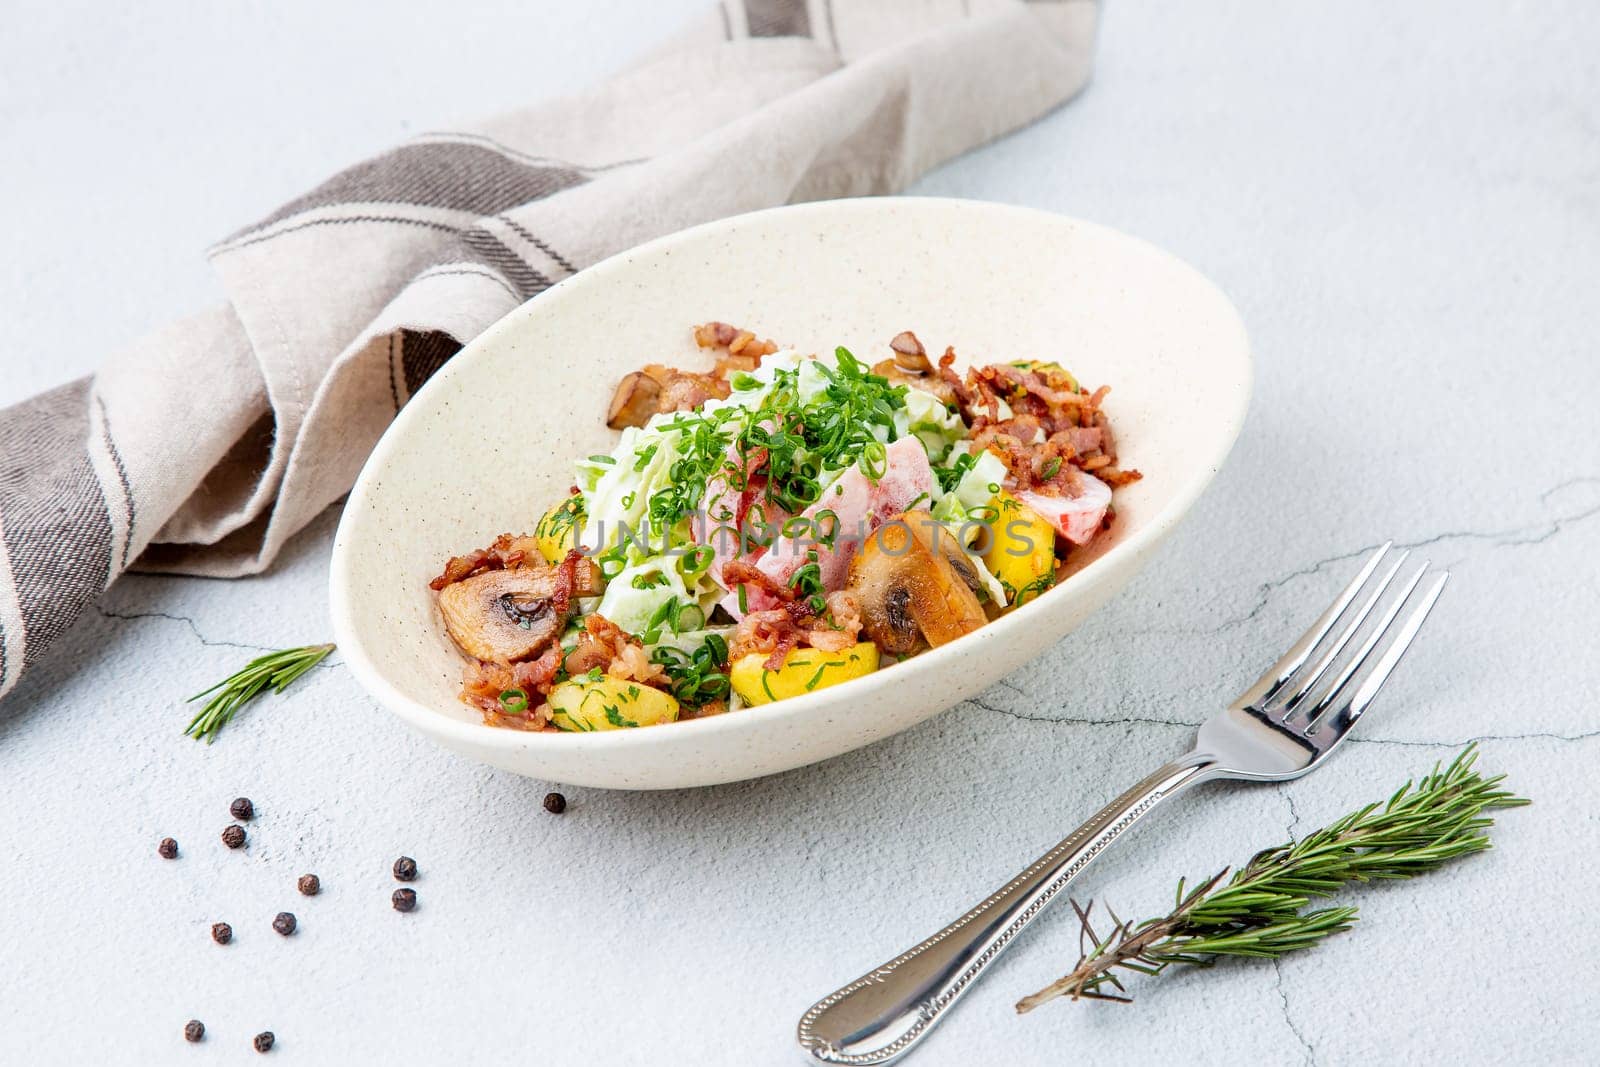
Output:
797,543,1448,1065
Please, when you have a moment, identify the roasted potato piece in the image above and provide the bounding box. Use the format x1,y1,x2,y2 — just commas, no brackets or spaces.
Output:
548,675,680,731
729,642,879,706
534,497,585,564
847,510,986,654
982,491,1058,607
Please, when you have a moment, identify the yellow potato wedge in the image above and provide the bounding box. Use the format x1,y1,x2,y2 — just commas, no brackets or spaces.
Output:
982,491,1058,608
534,497,585,563
730,642,880,707
548,675,679,731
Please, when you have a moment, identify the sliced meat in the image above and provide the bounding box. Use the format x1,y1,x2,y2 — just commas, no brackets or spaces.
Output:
693,438,788,586
1015,473,1113,546
429,533,543,591
720,436,934,619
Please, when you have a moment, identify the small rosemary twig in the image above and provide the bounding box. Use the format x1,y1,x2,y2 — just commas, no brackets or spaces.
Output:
184,643,335,743
1017,745,1527,1012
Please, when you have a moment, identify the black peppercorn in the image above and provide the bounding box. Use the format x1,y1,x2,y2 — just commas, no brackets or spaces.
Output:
221,824,246,849
297,874,320,896
184,1019,205,1043
230,797,255,821
392,888,417,912
253,1031,275,1053
543,791,567,814
392,856,418,882
211,922,232,945
271,912,297,936
158,837,179,860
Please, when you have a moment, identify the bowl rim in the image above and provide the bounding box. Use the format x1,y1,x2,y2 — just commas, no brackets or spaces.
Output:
329,196,1252,756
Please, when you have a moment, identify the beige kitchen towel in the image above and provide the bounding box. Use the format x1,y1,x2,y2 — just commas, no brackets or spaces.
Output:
0,0,1097,698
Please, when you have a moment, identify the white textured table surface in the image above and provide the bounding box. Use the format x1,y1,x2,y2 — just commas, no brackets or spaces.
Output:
3,2,1597,1064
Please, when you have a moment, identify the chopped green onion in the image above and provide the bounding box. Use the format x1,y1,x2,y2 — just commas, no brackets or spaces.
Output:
674,602,707,632
678,544,716,576
859,441,887,481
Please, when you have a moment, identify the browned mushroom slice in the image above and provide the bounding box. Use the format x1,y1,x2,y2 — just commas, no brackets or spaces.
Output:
606,370,663,429
871,359,959,407
872,335,957,407
928,528,989,602
438,567,574,664
847,510,987,654
889,330,935,374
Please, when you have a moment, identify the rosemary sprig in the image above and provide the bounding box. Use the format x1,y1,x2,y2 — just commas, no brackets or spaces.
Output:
1016,745,1527,1012
184,643,335,743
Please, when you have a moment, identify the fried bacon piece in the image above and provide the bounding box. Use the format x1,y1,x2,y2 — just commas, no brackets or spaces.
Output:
607,364,729,429
923,349,1143,498
729,609,794,668
605,322,779,430
429,533,544,591
693,320,780,373
938,348,982,423
721,559,798,607
459,611,669,731
459,646,561,717
727,581,864,669
803,591,864,653
562,614,667,687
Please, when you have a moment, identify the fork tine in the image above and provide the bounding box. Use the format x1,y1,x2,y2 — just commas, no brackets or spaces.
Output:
1302,561,1431,726
1314,570,1450,738
1277,549,1410,714
1240,541,1393,708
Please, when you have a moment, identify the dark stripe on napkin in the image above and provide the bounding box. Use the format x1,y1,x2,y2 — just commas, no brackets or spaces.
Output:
0,379,114,670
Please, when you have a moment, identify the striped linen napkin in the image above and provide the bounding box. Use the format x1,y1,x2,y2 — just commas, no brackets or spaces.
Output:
0,0,1097,699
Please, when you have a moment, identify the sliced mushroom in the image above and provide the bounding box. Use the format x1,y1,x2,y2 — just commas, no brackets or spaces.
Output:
871,358,959,407
930,529,987,599
438,560,599,665
874,332,955,408
847,509,987,654
889,330,935,374
606,370,663,429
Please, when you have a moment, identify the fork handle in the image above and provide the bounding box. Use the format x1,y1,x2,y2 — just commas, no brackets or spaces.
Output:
796,751,1219,1065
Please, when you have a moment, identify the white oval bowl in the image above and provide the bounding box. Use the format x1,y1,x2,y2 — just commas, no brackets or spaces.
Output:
330,198,1250,790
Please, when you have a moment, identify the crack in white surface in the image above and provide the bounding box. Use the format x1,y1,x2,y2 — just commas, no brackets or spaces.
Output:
970,697,1600,750
95,605,279,653
1351,728,1600,747
94,606,344,679
966,696,1196,731
1273,957,1318,1065
1282,789,1306,839
1196,476,1600,636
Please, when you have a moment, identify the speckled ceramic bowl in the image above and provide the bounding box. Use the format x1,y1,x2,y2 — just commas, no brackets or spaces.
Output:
329,198,1250,790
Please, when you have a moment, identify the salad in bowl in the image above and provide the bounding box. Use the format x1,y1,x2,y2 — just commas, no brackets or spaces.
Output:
429,322,1139,733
